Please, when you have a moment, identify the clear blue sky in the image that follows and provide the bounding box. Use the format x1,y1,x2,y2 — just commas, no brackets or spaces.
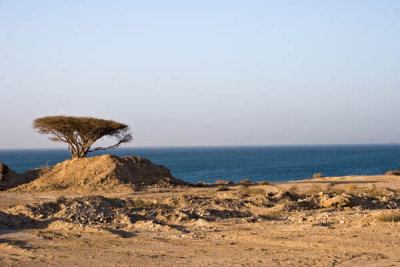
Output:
0,0,399,148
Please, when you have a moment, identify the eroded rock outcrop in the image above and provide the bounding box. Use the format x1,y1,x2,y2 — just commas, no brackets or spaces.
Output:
0,162,40,189
0,162,16,183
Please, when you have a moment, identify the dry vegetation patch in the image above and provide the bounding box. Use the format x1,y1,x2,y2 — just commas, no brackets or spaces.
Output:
312,173,324,179
375,210,400,222
216,185,229,191
240,179,252,184
386,170,400,176
214,180,233,185
237,186,265,197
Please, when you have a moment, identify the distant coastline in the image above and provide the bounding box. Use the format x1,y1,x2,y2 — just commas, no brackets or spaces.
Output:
2,143,400,151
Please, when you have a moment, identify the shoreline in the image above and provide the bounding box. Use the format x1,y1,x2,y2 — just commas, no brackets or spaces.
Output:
2,145,400,183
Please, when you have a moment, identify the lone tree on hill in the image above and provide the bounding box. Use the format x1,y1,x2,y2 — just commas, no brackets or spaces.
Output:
33,116,132,158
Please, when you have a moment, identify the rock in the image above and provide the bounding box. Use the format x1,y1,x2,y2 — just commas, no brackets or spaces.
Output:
320,194,352,208
297,217,306,223
0,162,21,187
193,218,213,228
0,162,32,189
0,162,47,189
274,191,300,201
0,162,16,183
0,162,12,176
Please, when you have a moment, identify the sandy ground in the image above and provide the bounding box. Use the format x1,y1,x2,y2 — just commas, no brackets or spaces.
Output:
1,175,400,266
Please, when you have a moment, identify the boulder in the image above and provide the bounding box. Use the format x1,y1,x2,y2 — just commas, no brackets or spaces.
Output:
0,162,20,188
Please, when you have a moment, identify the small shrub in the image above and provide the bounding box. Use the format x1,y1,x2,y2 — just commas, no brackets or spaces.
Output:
346,183,358,193
238,186,265,197
307,184,322,194
260,210,283,219
312,173,324,179
216,185,229,191
326,182,346,194
215,180,234,185
240,178,252,184
386,170,400,176
364,185,388,198
375,210,400,222
258,181,270,185
195,182,208,187
330,188,345,195
249,188,266,196
238,186,250,197
252,199,275,208
288,185,299,192
326,182,338,192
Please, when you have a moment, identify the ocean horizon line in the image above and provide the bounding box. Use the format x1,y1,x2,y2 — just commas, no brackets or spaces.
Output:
1,142,400,151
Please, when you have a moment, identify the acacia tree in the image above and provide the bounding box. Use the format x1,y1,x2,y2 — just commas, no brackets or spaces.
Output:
33,116,132,158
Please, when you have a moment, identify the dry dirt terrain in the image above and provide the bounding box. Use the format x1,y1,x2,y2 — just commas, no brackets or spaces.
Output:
0,156,400,266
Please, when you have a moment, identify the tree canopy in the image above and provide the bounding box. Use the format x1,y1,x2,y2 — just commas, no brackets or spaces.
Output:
33,116,132,158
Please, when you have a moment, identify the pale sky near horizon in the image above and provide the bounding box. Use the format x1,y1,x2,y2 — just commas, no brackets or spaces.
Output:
0,0,400,149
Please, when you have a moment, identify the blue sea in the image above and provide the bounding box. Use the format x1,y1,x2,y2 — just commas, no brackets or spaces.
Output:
1,145,400,184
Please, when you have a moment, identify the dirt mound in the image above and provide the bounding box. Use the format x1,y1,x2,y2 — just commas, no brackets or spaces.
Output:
166,195,252,221
17,196,126,225
271,190,400,211
12,155,187,193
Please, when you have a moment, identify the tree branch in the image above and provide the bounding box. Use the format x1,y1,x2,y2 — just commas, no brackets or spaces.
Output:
89,133,132,153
